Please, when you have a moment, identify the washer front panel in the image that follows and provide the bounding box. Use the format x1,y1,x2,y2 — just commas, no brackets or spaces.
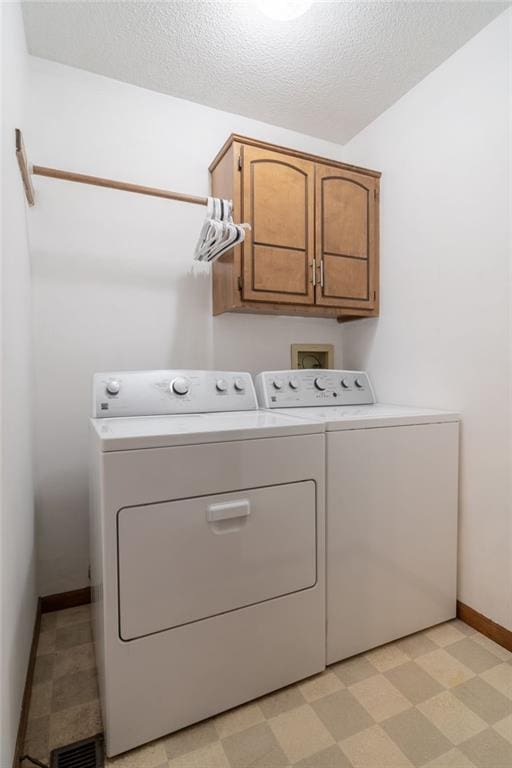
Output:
326,422,459,663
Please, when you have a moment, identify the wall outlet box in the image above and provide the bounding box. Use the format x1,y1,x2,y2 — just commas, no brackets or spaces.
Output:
291,344,334,369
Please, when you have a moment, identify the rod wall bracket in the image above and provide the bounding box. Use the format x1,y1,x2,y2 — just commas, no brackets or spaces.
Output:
15,129,35,207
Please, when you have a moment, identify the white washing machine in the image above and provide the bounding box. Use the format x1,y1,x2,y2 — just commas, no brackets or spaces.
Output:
89,370,326,756
256,369,460,665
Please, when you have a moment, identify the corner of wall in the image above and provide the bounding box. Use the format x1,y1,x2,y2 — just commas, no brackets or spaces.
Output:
1,2,38,765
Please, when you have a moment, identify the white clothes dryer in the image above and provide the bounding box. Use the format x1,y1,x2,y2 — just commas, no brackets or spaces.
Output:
256,369,460,665
90,370,326,756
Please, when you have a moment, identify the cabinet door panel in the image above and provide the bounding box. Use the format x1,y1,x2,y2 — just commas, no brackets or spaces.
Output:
252,162,307,250
323,178,368,258
323,254,367,301
253,246,309,296
316,164,378,310
242,145,315,304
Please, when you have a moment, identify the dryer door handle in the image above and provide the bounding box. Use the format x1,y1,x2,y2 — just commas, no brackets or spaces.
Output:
207,499,250,523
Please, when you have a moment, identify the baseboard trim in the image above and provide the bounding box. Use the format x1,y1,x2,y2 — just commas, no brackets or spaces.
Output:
13,588,92,765
41,586,91,614
457,600,512,652
13,597,42,768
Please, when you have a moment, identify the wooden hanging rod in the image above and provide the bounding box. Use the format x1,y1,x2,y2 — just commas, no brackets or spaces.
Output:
15,129,209,208
32,166,209,206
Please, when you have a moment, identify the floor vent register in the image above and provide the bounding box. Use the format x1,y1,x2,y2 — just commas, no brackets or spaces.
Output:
50,735,104,768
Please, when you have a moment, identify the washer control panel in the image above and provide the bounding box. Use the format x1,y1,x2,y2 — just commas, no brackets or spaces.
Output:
93,370,256,418
255,370,375,408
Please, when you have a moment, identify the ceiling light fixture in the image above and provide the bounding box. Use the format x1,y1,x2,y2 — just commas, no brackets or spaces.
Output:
253,1,314,21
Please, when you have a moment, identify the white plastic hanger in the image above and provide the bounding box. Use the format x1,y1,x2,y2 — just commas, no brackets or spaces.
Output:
194,197,249,263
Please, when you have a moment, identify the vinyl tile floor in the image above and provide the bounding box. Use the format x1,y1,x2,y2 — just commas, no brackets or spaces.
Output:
23,606,512,768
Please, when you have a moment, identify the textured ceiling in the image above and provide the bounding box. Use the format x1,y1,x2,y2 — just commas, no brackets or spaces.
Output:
22,1,509,143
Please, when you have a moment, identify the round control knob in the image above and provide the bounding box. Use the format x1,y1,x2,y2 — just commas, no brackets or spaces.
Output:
314,376,327,391
341,378,350,389
354,378,364,389
273,379,283,390
106,380,120,396
233,378,245,392
289,378,299,390
171,377,190,396
216,379,228,393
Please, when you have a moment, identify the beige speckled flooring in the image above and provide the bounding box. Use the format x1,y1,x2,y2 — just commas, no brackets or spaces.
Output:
23,606,512,767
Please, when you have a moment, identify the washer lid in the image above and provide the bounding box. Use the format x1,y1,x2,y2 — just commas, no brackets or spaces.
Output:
271,403,460,430
91,409,325,451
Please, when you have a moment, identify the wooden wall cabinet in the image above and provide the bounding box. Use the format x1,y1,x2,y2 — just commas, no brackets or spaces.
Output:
210,135,380,322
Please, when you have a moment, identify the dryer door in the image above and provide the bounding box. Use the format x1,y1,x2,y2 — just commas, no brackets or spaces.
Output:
117,480,317,640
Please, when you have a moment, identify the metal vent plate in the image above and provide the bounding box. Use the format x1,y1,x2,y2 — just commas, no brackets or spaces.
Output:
50,734,104,768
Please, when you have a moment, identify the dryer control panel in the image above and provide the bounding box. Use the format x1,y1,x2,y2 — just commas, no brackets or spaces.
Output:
93,370,257,418
255,369,376,408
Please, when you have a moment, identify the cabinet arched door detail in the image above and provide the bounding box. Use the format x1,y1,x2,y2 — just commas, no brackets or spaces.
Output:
315,164,378,310
241,145,315,304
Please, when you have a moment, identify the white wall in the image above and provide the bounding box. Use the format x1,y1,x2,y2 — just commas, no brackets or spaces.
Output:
26,58,346,595
342,11,512,629
25,10,512,629
1,3,37,765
